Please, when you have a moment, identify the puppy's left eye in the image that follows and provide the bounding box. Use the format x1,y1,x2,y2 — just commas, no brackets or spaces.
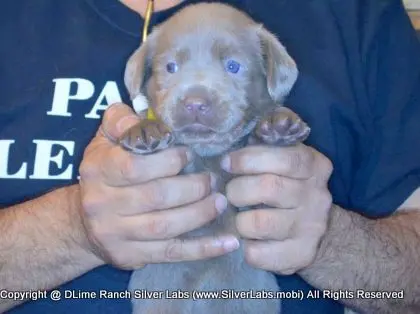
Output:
166,62,178,73
225,60,241,74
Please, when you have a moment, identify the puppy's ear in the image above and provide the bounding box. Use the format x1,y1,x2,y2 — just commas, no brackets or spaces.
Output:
256,25,298,103
124,32,157,101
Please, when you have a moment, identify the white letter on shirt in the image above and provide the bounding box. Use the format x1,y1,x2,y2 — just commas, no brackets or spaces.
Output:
29,140,75,180
85,81,122,119
47,78,95,117
0,140,27,179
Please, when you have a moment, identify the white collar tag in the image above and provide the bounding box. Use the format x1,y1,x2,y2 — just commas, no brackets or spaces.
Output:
132,94,149,114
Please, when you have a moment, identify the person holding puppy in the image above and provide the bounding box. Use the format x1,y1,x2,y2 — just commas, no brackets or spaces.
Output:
1,0,420,314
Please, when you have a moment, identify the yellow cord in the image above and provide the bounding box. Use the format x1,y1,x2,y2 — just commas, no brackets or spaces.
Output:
142,0,157,120
142,0,154,43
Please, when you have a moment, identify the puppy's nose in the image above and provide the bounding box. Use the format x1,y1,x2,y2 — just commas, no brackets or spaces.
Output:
184,97,211,114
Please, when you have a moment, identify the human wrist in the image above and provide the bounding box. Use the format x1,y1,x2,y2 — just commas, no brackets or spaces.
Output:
60,184,105,268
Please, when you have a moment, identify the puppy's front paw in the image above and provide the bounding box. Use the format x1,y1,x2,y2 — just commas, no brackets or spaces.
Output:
254,107,310,146
118,119,174,154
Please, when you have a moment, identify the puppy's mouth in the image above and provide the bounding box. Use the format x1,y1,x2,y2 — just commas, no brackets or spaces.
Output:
176,123,216,134
173,123,217,143
171,117,257,147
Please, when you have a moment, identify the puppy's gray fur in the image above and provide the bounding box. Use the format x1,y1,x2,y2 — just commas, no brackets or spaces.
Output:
121,3,310,314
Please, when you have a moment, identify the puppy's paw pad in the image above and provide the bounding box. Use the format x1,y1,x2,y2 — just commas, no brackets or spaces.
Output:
118,120,174,154
255,107,310,146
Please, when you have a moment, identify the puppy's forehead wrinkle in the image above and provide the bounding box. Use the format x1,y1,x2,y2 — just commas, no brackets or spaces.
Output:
175,49,191,64
156,29,252,65
153,4,260,61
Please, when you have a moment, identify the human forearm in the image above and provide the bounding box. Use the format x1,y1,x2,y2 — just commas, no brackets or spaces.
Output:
299,205,420,314
0,185,103,312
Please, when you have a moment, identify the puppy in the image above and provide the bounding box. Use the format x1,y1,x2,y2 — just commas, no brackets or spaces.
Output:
120,3,310,314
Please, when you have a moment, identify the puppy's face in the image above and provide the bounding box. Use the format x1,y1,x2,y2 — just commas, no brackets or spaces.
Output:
125,3,298,156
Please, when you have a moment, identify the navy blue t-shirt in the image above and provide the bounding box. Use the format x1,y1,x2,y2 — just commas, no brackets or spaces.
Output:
1,0,420,313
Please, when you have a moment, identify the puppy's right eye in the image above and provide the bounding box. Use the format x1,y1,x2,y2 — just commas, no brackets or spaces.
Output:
225,60,241,74
166,62,178,73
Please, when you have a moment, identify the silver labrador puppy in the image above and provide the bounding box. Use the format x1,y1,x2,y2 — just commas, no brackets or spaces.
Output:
120,3,310,314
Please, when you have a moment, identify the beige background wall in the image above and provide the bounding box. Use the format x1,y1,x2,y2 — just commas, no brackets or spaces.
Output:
404,0,420,10
404,0,420,30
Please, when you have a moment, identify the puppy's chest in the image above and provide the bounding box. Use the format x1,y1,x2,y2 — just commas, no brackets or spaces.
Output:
182,154,233,194
181,154,242,237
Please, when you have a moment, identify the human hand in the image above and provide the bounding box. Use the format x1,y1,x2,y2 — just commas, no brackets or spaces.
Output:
78,103,236,269
223,144,333,275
